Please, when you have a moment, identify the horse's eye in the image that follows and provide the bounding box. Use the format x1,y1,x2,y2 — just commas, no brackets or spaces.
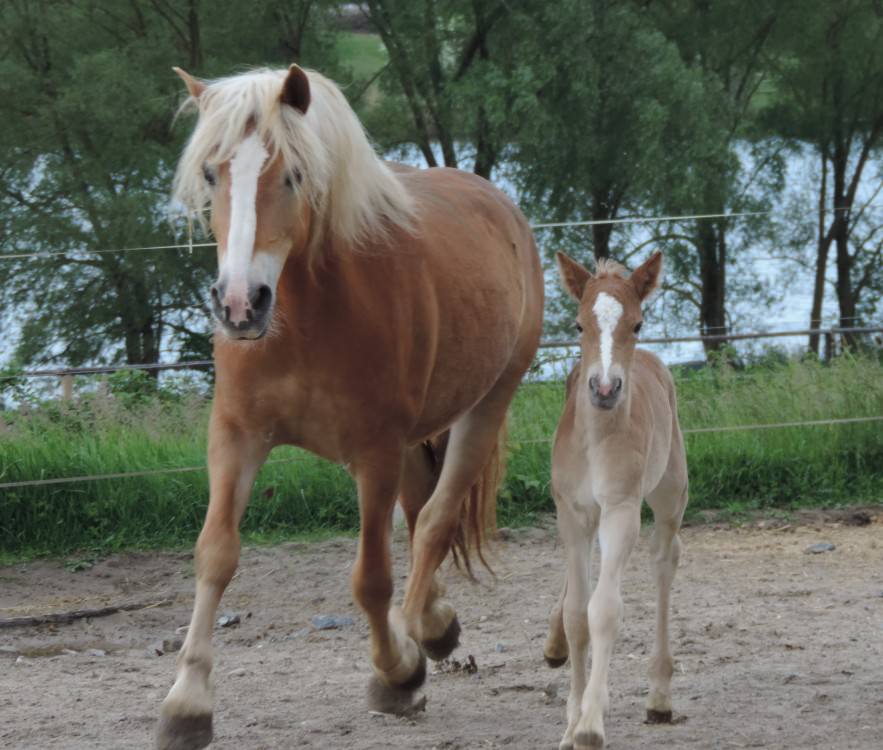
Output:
285,168,302,190
634,321,643,335
202,165,216,187
576,322,583,333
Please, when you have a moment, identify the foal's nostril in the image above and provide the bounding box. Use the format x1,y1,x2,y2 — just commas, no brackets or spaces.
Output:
612,377,623,395
251,284,273,315
589,375,600,393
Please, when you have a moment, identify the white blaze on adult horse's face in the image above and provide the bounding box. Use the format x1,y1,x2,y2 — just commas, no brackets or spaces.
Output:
173,64,318,341
556,251,663,411
208,132,279,337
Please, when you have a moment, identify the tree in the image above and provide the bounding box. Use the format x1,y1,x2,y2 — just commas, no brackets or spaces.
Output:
360,0,537,179
510,1,710,261
766,0,883,351
649,0,783,352
0,0,337,369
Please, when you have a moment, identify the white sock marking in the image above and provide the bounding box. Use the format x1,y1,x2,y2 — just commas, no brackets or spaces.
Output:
593,292,623,384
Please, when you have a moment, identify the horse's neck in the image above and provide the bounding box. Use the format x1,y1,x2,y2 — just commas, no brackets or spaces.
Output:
576,387,634,449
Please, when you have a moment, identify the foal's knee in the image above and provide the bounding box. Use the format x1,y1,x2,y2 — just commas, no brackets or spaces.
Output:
588,587,623,639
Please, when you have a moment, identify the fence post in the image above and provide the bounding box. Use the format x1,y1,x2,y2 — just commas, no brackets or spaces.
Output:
60,374,73,401
823,331,834,364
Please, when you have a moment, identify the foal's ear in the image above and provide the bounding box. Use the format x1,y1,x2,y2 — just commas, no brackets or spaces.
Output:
281,64,311,114
631,251,663,301
556,252,591,301
172,67,205,100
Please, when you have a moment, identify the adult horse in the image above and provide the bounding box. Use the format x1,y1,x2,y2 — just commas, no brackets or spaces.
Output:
156,64,543,750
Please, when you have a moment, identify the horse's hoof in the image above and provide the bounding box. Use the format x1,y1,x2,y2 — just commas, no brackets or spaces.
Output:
544,653,568,668
366,653,428,716
155,713,213,750
574,730,604,749
645,708,673,724
422,615,461,661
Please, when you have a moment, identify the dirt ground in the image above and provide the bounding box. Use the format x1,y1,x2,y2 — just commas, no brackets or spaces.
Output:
1,509,882,750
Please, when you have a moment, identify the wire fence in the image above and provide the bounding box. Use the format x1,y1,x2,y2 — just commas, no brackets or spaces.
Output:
1,203,880,263
5,325,879,382
2,415,881,492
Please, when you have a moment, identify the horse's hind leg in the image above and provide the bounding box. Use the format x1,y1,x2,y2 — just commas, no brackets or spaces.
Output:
399,437,461,661
400,380,514,644
645,482,687,724
157,416,269,750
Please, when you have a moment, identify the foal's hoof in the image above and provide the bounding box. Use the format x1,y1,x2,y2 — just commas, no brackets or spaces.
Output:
422,615,461,661
645,708,673,724
155,713,213,750
366,653,428,716
544,653,568,669
574,730,605,749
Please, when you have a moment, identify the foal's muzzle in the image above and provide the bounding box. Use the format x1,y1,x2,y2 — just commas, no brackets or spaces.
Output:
589,374,623,410
210,281,274,339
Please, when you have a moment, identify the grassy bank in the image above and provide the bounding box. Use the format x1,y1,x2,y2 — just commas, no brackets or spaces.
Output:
1,355,881,559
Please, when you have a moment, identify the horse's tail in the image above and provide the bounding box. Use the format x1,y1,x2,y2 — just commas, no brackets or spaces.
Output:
450,416,507,579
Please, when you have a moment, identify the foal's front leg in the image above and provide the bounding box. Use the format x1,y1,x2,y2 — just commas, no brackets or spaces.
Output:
351,449,426,714
574,497,641,750
157,418,269,750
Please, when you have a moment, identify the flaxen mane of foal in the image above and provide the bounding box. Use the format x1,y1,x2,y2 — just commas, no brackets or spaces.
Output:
156,65,543,750
543,251,688,750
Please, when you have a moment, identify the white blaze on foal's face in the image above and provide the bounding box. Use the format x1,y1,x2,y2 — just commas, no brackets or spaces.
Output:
592,292,623,386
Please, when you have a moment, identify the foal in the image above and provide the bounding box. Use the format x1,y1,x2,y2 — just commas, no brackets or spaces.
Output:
543,251,688,750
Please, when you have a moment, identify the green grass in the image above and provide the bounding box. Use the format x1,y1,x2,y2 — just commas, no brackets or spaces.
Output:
1,355,882,560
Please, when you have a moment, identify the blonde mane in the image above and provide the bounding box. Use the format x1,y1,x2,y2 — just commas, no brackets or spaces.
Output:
173,68,416,259
592,256,629,279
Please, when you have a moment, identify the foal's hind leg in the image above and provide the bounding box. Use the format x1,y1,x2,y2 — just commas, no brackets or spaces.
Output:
544,574,569,668
157,417,269,750
645,483,687,723
399,438,462,661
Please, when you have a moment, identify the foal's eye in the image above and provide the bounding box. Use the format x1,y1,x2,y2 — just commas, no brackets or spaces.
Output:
634,321,643,335
202,165,216,187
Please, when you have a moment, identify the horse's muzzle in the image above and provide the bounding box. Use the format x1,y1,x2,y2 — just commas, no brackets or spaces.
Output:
210,281,273,339
589,374,622,410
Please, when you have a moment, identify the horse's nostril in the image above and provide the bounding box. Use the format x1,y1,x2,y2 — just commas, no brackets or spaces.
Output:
223,305,231,322
210,284,221,302
612,377,623,394
589,375,599,392
252,284,273,314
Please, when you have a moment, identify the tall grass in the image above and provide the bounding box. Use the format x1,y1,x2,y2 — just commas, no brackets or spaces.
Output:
1,355,881,558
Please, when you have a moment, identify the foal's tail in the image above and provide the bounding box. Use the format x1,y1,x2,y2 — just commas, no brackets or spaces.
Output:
450,417,507,579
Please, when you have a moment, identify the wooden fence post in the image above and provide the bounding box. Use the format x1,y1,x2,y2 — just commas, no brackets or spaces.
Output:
60,374,73,401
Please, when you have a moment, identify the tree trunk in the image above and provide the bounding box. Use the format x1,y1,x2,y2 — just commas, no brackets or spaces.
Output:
808,147,830,355
697,218,727,354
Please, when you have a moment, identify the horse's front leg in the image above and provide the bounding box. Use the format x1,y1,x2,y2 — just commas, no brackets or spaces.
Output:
156,416,269,750
574,496,641,750
352,448,426,714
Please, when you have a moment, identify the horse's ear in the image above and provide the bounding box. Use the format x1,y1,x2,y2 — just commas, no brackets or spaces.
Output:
172,67,205,100
631,251,663,301
281,64,311,114
556,252,591,301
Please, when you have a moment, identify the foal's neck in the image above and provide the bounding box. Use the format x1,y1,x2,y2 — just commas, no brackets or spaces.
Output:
577,387,633,449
